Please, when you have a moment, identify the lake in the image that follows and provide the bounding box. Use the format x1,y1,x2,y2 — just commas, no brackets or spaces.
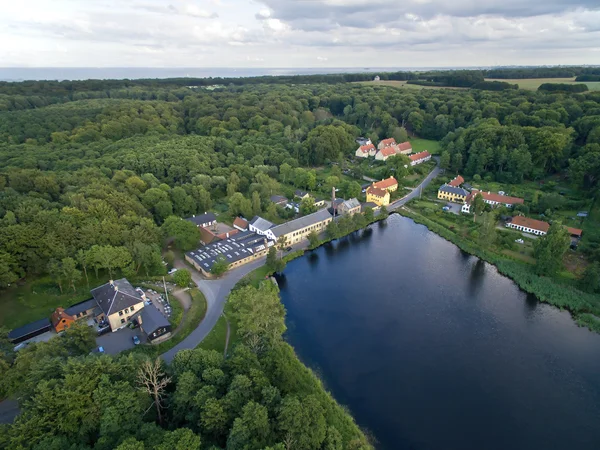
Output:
277,215,600,450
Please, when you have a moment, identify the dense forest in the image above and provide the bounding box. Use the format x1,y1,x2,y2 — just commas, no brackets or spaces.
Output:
1,79,600,288
0,283,370,449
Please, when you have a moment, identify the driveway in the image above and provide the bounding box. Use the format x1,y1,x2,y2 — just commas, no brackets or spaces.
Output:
162,239,309,363
96,326,141,354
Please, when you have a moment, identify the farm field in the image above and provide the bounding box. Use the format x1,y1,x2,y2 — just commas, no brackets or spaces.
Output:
485,77,600,91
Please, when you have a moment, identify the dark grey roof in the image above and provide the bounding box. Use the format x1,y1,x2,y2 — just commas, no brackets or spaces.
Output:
361,202,379,211
139,304,170,335
185,212,216,226
186,232,273,272
249,216,274,232
270,209,332,238
64,298,97,316
438,184,469,196
294,190,308,198
8,318,51,341
270,195,288,204
91,278,143,316
341,198,361,210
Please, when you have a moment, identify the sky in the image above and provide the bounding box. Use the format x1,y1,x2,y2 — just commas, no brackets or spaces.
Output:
1,0,600,68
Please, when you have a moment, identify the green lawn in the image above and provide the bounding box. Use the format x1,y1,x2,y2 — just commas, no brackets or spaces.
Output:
0,272,112,329
409,138,441,155
198,314,228,354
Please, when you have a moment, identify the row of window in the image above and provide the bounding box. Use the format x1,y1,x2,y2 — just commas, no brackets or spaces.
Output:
118,305,135,316
289,221,327,238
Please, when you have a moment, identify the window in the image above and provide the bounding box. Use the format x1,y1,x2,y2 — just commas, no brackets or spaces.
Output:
120,318,125,324
124,308,129,314
119,311,123,316
83,311,87,316
131,305,135,311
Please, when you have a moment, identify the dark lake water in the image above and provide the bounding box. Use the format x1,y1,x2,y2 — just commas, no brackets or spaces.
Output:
277,215,600,450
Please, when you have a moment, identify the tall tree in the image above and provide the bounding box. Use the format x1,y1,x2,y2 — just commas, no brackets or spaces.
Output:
534,222,570,276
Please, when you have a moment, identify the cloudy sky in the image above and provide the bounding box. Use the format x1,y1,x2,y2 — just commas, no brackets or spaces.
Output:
1,0,599,68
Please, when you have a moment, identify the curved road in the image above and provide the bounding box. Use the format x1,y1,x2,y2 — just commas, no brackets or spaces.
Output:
162,158,441,362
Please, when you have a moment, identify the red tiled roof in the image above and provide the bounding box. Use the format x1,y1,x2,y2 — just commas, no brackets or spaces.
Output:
397,141,412,151
473,189,524,205
380,138,396,147
567,227,583,237
510,216,550,233
217,229,239,240
373,177,398,190
379,147,397,157
448,175,464,187
358,143,375,153
409,151,431,161
366,186,388,198
233,217,248,229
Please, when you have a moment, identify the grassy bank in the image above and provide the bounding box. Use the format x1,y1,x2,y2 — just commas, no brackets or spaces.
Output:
397,208,600,333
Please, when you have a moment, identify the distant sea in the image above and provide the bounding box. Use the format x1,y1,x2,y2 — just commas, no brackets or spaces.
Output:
0,66,488,82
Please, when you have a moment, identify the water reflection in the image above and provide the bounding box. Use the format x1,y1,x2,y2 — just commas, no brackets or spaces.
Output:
468,259,486,297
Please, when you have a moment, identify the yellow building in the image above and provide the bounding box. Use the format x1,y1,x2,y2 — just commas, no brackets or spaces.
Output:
372,176,398,193
366,186,390,206
437,184,469,203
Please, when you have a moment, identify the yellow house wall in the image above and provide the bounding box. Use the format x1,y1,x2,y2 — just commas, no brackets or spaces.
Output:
437,191,467,203
107,300,145,331
367,191,390,206
280,217,332,245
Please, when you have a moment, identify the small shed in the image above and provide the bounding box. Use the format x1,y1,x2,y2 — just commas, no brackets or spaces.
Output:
8,318,52,344
138,304,172,344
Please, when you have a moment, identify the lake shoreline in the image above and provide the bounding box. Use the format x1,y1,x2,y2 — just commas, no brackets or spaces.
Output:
395,208,600,333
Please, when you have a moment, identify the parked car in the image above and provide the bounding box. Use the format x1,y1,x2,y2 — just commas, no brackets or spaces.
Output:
132,335,140,345
97,326,111,336
285,247,293,252
168,268,177,275
98,346,104,353
515,239,524,244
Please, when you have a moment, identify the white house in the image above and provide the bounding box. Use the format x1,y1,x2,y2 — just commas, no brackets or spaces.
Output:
375,146,398,161
409,151,431,166
355,143,376,158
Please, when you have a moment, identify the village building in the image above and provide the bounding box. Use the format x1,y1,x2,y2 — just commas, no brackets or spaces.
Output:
395,141,412,155
294,190,310,200
372,176,399,193
248,216,275,235
361,201,380,212
355,143,376,158
266,209,333,244
199,222,238,245
338,198,361,216
51,307,76,333
378,137,397,150
462,189,524,213
375,146,398,161
138,304,172,343
506,216,583,239
270,195,288,206
437,185,469,203
356,137,372,147
185,212,217,228
409,151,432,166
366,185,390,206
91,279,146,332
186,231,274,277
448,175,465,187
233,217,248,231
8,318,52,344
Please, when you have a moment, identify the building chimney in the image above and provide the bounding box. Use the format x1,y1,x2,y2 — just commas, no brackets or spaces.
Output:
114,285,118,292
109,279,114,286
226,232,229,238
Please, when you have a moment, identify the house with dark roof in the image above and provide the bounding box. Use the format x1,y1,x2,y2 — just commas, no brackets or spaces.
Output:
338,198,361,216
185,212,217,228
91,279,146,331
64,298,99,320
138,304,172,343
270,195,289,206
437,184,469,203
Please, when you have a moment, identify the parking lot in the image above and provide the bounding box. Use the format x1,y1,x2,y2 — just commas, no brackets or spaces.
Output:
96,326,140,354
142,288,173,319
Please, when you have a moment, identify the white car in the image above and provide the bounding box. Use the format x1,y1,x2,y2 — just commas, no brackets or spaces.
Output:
515,239,524,244
168,268,178,275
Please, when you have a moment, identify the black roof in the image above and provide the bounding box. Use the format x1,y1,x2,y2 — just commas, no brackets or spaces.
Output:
8,318,51,340
139,304,170,335
185,212,217,225
64,298,97,316
270,195,288,203
91,279,143,316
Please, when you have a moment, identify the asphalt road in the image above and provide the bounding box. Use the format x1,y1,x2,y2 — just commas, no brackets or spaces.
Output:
387,159,442,211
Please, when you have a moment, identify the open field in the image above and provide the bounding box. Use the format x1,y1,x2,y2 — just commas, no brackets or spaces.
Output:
485,77,600,91
356,80,466,90
410,137,441,155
